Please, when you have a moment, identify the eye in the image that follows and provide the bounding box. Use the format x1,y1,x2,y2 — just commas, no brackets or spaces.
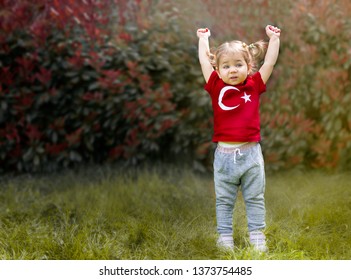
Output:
222,65,229,69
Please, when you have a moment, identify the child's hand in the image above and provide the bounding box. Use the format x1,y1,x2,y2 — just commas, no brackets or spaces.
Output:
266,25,281,38
197,28,211,39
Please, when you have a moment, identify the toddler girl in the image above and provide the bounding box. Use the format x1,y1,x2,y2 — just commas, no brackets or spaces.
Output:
196,25,281,251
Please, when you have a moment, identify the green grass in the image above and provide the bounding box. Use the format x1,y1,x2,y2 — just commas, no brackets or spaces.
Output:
0,165,350,260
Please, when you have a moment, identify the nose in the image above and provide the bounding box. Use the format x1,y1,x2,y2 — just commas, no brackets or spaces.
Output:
230,66,237,73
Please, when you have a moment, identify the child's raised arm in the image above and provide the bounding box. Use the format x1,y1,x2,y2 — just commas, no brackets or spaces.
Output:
259,25,281,84
197,28,214,83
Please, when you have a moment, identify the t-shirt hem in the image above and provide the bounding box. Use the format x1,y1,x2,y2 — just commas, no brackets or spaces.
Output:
212,137,261,143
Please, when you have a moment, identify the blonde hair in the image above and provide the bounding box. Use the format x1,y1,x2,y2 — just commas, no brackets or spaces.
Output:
208,40,268,73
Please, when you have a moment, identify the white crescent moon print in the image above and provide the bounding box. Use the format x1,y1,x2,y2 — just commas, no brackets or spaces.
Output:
218,86,240,111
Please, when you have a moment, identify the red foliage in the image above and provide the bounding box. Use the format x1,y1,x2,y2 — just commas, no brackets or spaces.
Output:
35,67,52,85
98,70,123,89
1,124,20,143
66,128,83,146
25,124,43,142
45,142,68,156
1,0,351,173
0,67,14,86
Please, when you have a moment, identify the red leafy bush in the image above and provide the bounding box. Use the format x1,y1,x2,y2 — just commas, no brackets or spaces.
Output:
0,0,210,172
1,0,351,173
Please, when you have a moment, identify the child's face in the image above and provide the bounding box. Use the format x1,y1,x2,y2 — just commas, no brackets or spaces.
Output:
217,53,250,86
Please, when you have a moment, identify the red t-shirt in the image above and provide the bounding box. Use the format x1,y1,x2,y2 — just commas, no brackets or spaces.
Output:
204,71,266,142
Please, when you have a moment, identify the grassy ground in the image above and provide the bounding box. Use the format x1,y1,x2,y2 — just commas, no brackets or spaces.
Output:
0,165,350,260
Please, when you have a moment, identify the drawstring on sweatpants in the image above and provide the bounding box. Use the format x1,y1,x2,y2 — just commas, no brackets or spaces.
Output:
217,142,258,163
233,148,243,163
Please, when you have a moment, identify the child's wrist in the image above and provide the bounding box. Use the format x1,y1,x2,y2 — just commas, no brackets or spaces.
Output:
198,35,210,39
269,35,280,40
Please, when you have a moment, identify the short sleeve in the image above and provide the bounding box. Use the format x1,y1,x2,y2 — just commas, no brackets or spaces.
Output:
251,72,266,95
204,70,218,94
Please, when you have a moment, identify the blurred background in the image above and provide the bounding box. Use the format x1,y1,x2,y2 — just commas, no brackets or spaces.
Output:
1,0,351,174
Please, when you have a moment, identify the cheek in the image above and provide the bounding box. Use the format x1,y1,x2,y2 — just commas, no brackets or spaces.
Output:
217,69,224,78
241,67,249,75
219,69,228,76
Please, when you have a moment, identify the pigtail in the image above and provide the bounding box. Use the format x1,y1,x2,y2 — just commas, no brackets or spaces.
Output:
207,48,217,69
247,40,268,72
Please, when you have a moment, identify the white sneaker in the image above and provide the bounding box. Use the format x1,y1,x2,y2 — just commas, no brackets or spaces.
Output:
249,231,267,252
217,233,234,250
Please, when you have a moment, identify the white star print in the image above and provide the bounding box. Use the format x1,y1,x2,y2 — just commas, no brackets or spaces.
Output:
241,92,251,103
